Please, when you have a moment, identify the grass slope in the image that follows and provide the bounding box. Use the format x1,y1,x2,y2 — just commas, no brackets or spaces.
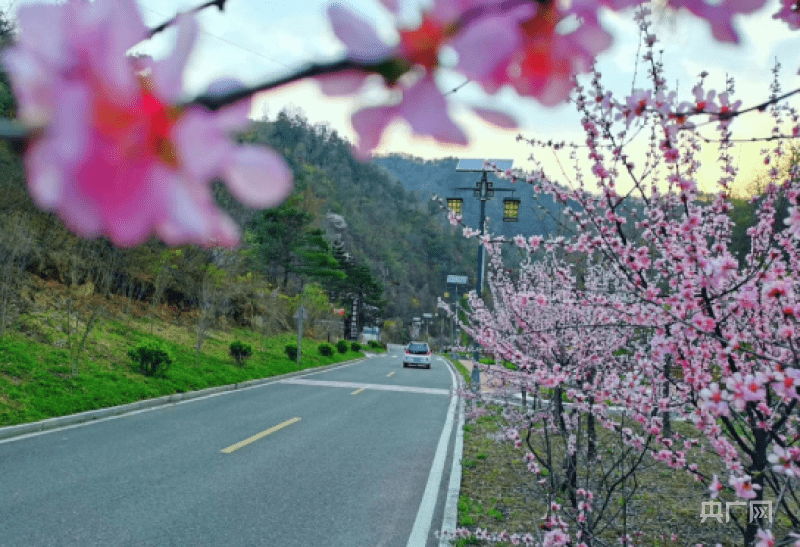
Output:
0,280,371,427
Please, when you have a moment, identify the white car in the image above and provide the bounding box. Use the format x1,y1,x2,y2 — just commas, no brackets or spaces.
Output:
403,342,432,369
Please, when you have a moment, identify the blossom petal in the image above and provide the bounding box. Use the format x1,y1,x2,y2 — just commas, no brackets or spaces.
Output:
452,17,521,80
471,106,517,129
16,4,66,66
351,104,398,156
151,14,198,100
173,109,230,182
25,141,65,209
401,76,468,145
205,79,253,131
317,71,370,97
88,0,148,97
327,4,394,62
224,146,293,208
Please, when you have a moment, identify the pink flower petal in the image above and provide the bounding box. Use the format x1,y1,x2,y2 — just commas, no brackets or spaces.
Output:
452,16,521,80
207,211,241,249
401,76,468,145
24,141,64,209
156,176,212,245
2,49,53,124
471,107,517,129
87,0,148,97
351,104,399,155
327,4,394,62
16,4,67,66
224,146,293,208
205,79,252,131
317,71,370,97
174,108,232,181
152,14,198,100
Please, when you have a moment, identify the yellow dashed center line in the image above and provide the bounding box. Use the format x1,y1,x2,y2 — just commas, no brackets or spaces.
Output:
387,371,395,378
351,387,366,395
221,417,301,454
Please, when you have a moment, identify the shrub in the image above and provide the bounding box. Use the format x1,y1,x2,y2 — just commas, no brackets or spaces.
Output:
367,340,380,348
229,340,253,367
350,341,361,352
285,344,298,361
128,340,173,377
336,339,348,353
318,343,334,357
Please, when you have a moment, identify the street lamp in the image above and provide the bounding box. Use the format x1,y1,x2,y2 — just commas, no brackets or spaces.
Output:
453,159,516,297
503,198,521,222
446,198,463,216
453,159,518,390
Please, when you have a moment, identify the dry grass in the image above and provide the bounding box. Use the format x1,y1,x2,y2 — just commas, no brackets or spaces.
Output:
456,401,798,546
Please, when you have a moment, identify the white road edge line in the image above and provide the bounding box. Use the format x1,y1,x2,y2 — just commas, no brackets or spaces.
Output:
439,392,465,546
406,357,458,547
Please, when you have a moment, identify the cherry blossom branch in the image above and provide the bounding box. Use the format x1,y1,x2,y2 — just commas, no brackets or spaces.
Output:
0,57,396,141
673,86,800,123
186,58,383,111
148,0,228,37
0,118,34,145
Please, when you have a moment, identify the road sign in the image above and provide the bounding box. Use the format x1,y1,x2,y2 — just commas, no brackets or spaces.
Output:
447,275,468,285
293,306,308,321
422,313,433,319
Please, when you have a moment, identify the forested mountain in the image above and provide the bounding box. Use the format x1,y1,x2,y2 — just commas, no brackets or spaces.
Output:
0,104,480,342
247,110,478,325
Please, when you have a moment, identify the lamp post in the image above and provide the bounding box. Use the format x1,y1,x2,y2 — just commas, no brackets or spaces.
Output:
450,159,519,390
446,274,467,349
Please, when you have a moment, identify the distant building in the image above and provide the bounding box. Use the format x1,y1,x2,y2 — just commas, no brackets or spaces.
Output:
358,326,380,345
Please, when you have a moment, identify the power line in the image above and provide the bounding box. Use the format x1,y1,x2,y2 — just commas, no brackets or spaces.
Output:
139,3,291,68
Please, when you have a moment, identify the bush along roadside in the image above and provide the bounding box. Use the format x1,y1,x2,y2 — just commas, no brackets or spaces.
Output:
0,327,365,428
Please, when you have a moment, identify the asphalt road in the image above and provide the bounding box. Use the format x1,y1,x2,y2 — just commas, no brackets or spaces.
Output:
0,347,459,547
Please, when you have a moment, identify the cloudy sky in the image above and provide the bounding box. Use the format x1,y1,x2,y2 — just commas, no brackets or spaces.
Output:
9,0,800,191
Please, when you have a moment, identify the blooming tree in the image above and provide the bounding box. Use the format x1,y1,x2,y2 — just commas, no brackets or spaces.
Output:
442,6,800,545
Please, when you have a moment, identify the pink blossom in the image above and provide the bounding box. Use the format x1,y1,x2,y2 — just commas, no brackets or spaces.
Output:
479,1,611,106
668,0,768,43
774,0,800,30
764,279,791,299
448,210,463,226
350,74,467,157
543,529,571,547
729,474,761,499
617,89,652,127
708,474,723,498
784,206,800,238
768,445,799,477
741,373,767,402
773,367,800,400
700,383,729,416
3,0,291,248
325,1,520,155
756,529,775,547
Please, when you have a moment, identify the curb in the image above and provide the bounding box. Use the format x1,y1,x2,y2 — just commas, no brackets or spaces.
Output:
0,356,367,441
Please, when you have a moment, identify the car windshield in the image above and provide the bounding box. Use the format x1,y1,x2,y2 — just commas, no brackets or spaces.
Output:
408,343,429,354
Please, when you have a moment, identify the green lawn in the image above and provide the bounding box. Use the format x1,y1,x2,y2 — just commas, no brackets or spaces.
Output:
0,318,364,427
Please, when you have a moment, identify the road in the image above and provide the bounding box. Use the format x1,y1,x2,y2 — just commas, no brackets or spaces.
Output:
0,347,459,547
